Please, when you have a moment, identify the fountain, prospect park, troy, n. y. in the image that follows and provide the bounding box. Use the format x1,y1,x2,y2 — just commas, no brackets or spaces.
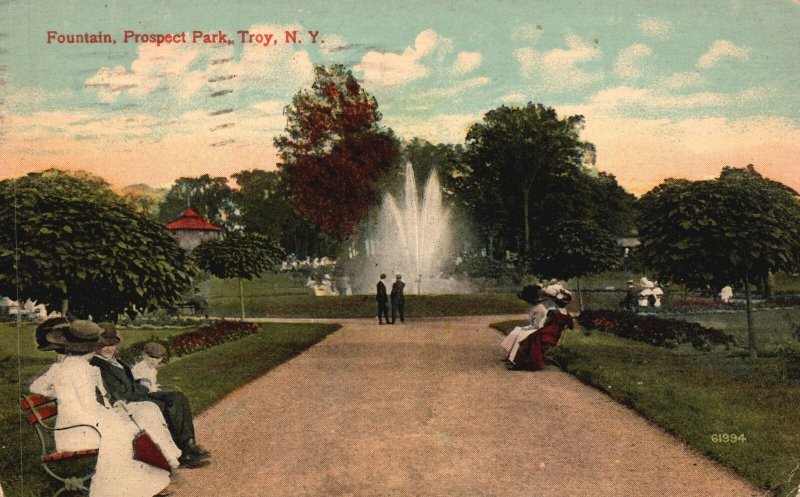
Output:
354,162,467,294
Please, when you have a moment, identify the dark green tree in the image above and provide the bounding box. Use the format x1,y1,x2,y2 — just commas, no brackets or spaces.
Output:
232,169,338,258
531,219,619,310
275,64,401,240
400,138,465,203
638,165,800,357
0,169,193,320
192,233,284,319
160,175,239,231
465,103,589,256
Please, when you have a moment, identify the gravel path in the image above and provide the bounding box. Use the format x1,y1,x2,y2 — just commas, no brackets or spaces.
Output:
171,316,766,497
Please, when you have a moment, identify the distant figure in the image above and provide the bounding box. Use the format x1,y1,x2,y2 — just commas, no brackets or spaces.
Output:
391,274,405,324
131,342,167,393
620,280,638,311
376,274,390,325
719,285,733,303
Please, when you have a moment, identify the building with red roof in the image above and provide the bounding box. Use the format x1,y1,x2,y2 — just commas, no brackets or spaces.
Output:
164,207,223,251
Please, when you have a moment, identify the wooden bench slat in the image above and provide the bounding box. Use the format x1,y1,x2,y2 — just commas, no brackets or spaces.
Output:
42,449,99,463
20,394,56,410
24,404,59,425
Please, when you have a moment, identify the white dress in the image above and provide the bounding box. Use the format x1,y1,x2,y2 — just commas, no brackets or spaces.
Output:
500,300,554,355
29,354,172,497
131,360,160,393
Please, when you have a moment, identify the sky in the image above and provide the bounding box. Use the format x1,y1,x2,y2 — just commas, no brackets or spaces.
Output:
0,0,798,195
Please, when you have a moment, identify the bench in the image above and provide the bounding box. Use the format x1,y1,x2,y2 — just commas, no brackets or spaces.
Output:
20,394,100,496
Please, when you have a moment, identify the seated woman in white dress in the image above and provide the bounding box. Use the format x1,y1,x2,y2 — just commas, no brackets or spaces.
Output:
501,283,573,360
501,285,551,354
29,319,176,497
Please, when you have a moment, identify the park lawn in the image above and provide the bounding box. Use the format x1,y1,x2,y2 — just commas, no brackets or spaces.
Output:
207,293,527,319
492,320,800,496
157,322,340,413
0,321,339,497
207,272,309,299
671,307,800,350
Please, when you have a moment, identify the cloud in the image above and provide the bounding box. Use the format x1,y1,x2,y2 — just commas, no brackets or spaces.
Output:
637,18,674,40
84,43,203,103
450,52,482,75
588,85,769,113
500,92,526,104
613,43,652,79
658,72,707,90
84,24,316,103
354,29,451,88
409,77,491,102
319,34,348,54
511,24,543,42
515,33,604,90
383,112,481,143
697,40,751,68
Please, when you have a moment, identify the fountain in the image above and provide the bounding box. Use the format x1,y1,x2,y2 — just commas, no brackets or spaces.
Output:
352,162,467,294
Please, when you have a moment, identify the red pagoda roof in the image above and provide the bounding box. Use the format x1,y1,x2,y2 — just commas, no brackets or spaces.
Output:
164,207,223,231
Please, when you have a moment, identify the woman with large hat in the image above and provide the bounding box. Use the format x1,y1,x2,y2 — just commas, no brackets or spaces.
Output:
29,320,174,497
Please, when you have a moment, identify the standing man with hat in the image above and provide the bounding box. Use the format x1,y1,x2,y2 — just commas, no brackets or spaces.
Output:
391,274,406,324
90,323,209,468
376,274,390,325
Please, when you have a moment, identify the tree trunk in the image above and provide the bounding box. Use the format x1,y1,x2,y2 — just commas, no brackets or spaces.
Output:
61,298,69,316
522,185,530,256
238,278,246,321
487,232,494,261
745,271,756,359
765,270,775,300
576,277,584,312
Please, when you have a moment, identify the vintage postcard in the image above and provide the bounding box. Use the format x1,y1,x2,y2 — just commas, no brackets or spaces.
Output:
1,1,799,496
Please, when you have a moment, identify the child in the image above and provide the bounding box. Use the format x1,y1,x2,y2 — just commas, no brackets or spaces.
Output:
131,342,167,393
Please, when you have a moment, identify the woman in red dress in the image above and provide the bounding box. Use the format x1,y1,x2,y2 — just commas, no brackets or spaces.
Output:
508,310,573,370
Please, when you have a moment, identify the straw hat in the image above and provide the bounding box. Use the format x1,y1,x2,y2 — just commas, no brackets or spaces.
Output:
45,320,103,353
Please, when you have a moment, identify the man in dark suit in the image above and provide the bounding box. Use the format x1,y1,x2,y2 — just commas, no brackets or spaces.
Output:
90,323,209,468
390,274,405,324
376,273,390,325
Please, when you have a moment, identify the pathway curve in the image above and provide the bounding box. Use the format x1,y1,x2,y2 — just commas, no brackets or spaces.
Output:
171,316,766,497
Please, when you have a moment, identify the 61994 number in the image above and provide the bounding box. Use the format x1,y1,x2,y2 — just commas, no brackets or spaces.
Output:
711,434,746,443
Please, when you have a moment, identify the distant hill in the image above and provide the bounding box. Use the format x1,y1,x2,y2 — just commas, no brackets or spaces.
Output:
119,184,168,218
120,183,168,201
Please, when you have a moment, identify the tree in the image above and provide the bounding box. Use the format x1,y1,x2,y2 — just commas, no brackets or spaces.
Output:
192,233,284,319
0,169,193,320
465,104,589,256
531,219,618,310
637,165,800,357
566,171,638,237
159,175,239,231
231,169,336,258
401,138,465,204
275,64,401,240
232,169,294,240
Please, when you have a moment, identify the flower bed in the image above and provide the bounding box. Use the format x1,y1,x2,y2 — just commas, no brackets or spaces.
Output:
120,320,261,363
577,309,735,351
169,320,261,356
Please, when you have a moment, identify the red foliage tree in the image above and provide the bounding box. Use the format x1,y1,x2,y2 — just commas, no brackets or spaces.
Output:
274,64,400,239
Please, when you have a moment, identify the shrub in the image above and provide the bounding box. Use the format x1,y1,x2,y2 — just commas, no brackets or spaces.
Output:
577,309,735,351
